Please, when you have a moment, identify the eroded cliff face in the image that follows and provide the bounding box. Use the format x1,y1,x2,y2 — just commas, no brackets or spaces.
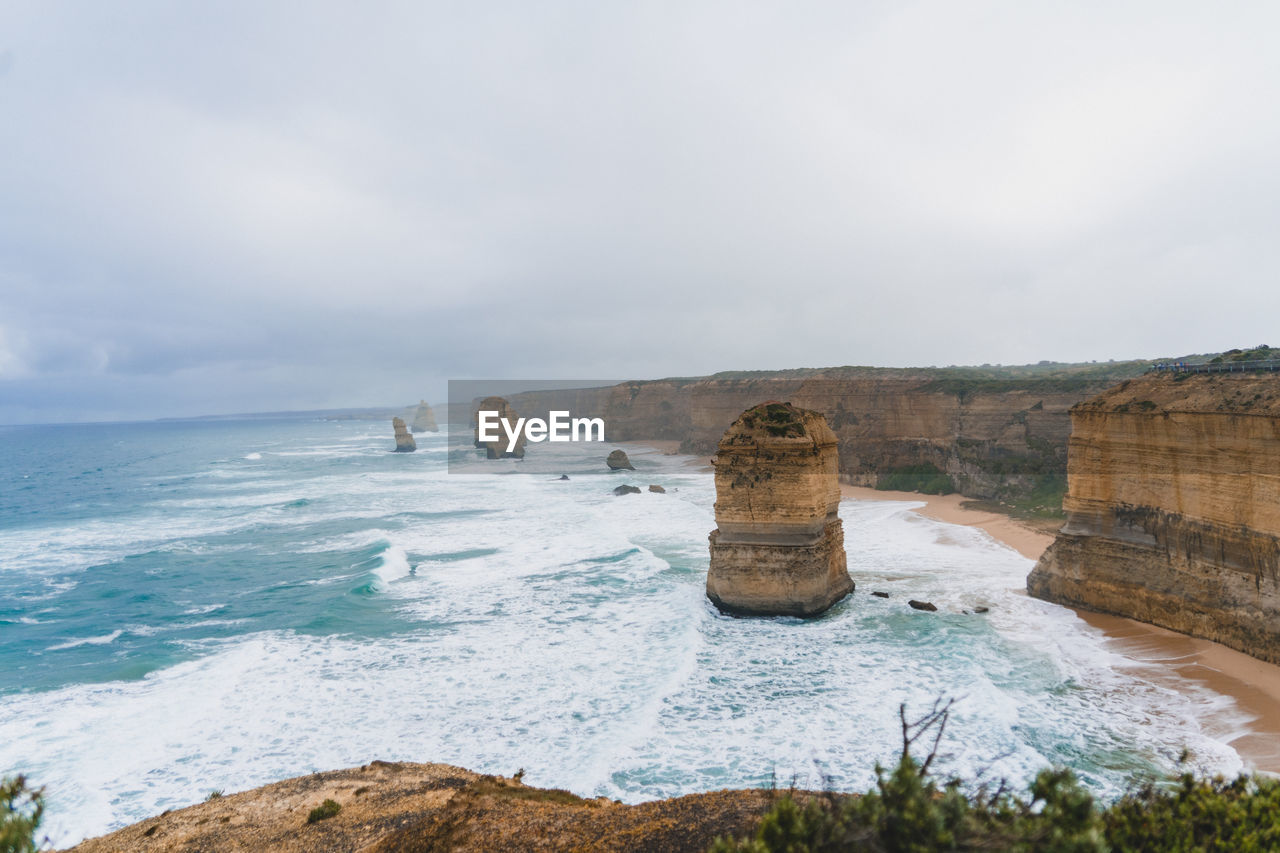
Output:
686,376,1090,500
1028,373,1280,662
707,402,852,616
506,371,1125,501
504,381,694,442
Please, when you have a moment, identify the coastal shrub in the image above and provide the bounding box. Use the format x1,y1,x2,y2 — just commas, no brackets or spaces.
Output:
712,701,1280,853
306,798,341,824
876,464,955,495
1104,773,1280,851
710,700,1105,852
1004,474,1067,519
1,775,44,853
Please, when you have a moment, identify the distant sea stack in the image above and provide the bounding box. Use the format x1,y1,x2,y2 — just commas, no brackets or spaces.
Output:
473,396,526,459
392,417,416,452
1028,371,1280,662
706,402,852,616
411,400,438,433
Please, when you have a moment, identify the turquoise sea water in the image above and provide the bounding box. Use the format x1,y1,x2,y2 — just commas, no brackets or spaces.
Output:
0,418,1251,845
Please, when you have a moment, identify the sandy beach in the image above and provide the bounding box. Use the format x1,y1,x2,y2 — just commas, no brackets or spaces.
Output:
842,483,1280,775
840,485,1054,560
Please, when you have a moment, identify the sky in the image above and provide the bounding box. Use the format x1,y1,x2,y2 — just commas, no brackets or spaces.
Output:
2,2,1279,423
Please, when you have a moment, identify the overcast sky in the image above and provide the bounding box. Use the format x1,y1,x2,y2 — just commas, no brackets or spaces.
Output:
2,2,1279,423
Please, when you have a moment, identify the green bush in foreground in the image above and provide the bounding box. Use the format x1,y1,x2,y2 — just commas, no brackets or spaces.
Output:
1,775,44,853
713,700,1280,852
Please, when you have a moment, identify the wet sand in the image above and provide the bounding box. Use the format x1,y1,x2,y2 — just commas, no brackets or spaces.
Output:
841,484,1280,775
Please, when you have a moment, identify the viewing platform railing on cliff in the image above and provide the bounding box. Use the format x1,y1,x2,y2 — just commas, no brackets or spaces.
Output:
1148,360,1280,374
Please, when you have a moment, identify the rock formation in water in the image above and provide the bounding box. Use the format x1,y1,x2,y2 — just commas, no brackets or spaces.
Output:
606,449,635,470
473,396,526,459
1028,372,1280,662
410,400,438,433
392,417,416,452
706,402,852,616
613,484,641,496
648,484,666,493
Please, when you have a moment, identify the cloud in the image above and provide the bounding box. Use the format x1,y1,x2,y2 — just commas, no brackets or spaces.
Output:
0,324,29,380
1,1,1279,422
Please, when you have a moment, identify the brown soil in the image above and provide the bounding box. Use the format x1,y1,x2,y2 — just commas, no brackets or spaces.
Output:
65,762,774,853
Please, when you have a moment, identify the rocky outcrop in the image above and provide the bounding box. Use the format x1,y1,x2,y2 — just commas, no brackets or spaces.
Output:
472,396,526,459
706,402,853,616
648,484,666,493
613,484,641,496
410,400,438,433
606,449,635,470
391,417,415,452
1028,372,1280,663
67,762,773,853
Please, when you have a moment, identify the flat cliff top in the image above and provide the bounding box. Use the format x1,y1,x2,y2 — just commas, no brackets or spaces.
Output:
1074,372,1280,416
66,762,773,853
718,401,835,446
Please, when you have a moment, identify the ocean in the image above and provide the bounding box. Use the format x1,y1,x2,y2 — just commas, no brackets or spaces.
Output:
0,417,1250,846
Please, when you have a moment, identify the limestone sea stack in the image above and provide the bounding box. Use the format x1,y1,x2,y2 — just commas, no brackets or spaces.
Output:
706,401,852,616
606,449,635,470
411,400,438,433
392,417,416,452
1028,371,1280,662
473,396,526,459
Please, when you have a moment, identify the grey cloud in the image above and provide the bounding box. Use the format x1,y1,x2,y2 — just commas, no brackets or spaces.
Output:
2,1,1279,423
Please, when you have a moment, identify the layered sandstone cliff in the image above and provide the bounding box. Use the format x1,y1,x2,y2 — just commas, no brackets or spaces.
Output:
505,367,1141,502
707,402,852,616
472,396,526,459
391,417,416,452
1027,372,1280,662
410,400,438,433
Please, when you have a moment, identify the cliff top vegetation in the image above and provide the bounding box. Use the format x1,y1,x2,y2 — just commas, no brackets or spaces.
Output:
1077,371,1280,416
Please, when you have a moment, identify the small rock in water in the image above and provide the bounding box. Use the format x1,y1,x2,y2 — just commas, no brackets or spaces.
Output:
557,474,570,481
974,606,989,614
871,591,889,598
648,484,666,493
606,450,635,470
613,484,641,496
908,600,937,612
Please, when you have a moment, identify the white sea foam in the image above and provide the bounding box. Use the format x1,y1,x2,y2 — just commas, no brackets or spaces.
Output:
371,546,412,588
181,604,227,616
0,439,1258,846
45,630,123,651
243,452,262,461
